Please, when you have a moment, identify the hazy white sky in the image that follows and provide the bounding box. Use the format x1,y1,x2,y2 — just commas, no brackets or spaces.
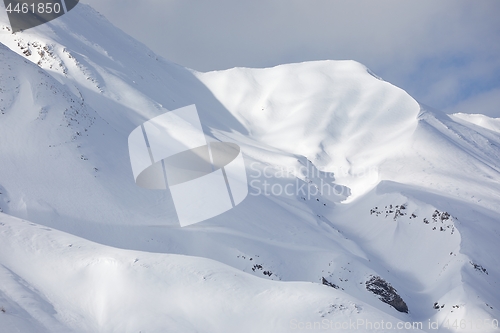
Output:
82,0,500,117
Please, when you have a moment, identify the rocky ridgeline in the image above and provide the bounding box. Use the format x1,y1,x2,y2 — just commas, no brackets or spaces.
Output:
236,254,280,280
370,205,456,234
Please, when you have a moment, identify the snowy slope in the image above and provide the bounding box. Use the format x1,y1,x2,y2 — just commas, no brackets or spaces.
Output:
0,212,422,333
451,113,500,134
0,3,499,332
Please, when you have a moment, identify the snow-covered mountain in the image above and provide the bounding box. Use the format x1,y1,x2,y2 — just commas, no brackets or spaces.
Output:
0,4,499,332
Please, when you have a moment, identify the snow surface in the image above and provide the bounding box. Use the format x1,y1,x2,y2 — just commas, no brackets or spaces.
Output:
0,213,421,333
0,4,499,332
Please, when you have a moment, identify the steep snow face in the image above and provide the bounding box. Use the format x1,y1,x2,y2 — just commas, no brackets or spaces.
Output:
0,4,499,333
197,61,420,197
197,67,500,212
0,5,247,135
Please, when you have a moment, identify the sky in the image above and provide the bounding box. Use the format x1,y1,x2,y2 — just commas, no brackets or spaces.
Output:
82,0,500,117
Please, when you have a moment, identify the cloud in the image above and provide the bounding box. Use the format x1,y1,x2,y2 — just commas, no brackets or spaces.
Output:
446,87,500,118
81,0,500,116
